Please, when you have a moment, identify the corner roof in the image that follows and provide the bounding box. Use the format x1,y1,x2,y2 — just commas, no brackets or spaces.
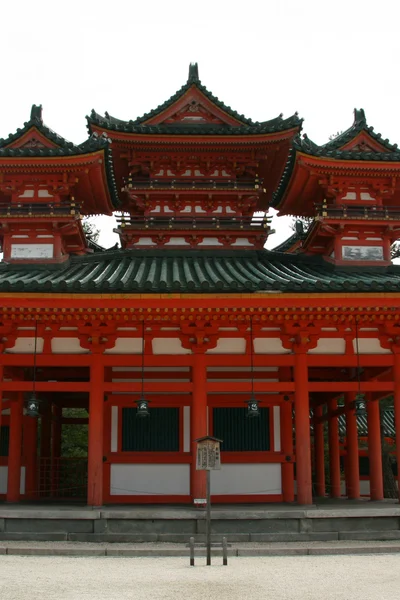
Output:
272,108,400,210
0,105,120,210
87,63,302,137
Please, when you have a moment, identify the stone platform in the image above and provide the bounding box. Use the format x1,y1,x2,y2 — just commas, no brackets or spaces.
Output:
1,500,400,543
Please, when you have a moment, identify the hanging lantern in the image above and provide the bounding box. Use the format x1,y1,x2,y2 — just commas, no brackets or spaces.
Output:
136,395,150,418
246,394,260,418
26,392,40,418
354,393,366,416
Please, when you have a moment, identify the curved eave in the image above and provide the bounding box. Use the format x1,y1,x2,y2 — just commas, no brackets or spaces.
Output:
273,148,400,212
0,149,119,214
88,123,301,146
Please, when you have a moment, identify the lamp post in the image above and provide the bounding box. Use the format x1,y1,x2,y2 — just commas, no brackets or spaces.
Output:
354,320,367,418
26,321,40,418
136,321,150,418
245,318,260,418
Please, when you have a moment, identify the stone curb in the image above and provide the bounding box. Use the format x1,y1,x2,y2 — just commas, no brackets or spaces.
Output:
1,544,400,557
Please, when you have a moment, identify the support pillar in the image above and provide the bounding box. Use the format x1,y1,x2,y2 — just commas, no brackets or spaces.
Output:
345,392,360,499
280,398,294,502
87,359,104,506
191,353,207,505
24,415,38,500
0,366,3,436
393,352,400,501
366,393,383,501
7,393,23,502
328,398,341,498
314,404,325,497
294,351,312,505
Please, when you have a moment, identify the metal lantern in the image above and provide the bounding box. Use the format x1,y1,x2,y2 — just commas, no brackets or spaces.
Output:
246,394,260,418
354,393,366,416
136,395,150,418
26,392,40,418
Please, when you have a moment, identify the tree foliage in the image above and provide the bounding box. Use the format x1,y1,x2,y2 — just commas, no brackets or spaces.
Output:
82,218,100,243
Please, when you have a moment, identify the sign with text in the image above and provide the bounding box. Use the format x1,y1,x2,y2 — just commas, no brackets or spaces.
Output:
196,437,222,471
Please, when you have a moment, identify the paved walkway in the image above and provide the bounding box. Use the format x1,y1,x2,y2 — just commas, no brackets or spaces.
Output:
1,554,399,600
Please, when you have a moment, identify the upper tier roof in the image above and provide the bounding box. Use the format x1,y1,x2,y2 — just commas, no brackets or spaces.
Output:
87,63,302,137
1,248,400,293
272,108,400,212
0,105,120,212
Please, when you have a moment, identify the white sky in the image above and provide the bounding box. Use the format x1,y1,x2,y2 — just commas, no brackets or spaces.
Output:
2,0,400,250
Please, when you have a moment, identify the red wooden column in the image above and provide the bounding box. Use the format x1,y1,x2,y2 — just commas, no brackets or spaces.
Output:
328,398,341,498
280,398,294,502
314,404,325,497
345,392,360,499
294,350,312,505
7,393,23,502
0,366,3,434
24,415,38,499
393,351,400,501
366,393,383,501
87,358,105,506
191,352,207,505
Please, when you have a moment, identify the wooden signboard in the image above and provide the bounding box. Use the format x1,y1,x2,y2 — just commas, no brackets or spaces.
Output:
195,436,222,471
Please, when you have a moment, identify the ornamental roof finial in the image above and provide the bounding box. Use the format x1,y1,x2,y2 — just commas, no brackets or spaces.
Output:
30,104,43,124
353,108,366,127
188,62,200,84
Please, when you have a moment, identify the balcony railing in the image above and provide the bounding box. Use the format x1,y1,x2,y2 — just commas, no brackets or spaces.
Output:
0,201,80,217
124,177,261,191
116,214,271,231
315,204,400,220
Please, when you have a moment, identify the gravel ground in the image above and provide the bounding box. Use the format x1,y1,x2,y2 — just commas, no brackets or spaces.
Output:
1,555,400,600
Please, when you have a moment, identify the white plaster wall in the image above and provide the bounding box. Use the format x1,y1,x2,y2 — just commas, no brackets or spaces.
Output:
207,338,246,354
198,238,223,246
105,338,143,354
152,338,191,354
52,338,89,354
133,238,157,246
308,338,346,354
273,407,281,452
7,338,44,353
353,338,391,354
110,464,190,495
0,467,26,495
210,463,282,495
254,338,290,354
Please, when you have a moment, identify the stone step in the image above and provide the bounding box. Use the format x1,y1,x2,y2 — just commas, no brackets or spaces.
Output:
0,532,68,542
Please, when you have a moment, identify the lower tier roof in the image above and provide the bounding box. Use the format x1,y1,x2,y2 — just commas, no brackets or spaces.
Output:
1,249,400,293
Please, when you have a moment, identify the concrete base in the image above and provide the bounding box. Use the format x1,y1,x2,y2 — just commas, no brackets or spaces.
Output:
0,501,400,543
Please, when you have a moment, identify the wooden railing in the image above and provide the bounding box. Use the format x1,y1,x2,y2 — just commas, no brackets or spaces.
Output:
124,177,261,191
0,202,80,217
315,204,400,220
116,214,271,231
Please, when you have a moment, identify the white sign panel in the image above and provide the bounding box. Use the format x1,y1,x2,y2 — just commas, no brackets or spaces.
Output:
342,245,383,261
11,244,54,259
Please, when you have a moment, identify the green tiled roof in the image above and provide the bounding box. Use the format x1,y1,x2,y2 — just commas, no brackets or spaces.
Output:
0,105,120,209
1,249,400,294
87,64,302,137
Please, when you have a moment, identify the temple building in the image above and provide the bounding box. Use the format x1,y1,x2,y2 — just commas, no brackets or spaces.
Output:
0,64,400,506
